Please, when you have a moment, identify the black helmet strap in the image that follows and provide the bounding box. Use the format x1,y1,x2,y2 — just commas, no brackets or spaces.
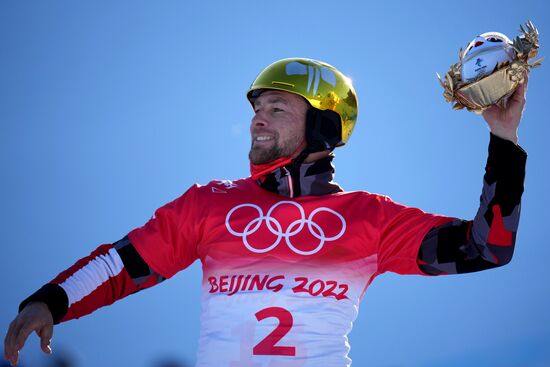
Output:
304,108,342,154
287,109,341,196
290,108,342,169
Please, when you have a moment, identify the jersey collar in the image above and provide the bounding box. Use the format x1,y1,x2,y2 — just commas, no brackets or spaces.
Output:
254,155,343,198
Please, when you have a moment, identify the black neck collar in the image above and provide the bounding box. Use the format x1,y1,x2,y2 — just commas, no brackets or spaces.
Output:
257,155,343,197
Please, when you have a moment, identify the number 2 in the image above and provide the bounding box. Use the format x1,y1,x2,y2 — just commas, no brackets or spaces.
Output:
253,307,296,356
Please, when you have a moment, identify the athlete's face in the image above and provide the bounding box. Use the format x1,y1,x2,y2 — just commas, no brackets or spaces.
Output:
249,90,309,165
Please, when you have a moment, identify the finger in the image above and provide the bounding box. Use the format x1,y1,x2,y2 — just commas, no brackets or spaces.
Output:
514,73,529,101
509,83,526,107
522,73,529,97
4,321,14,359
37,324,53,354
6,321,32,366
12,321,37,354
10,350,19,367
4,320,21,364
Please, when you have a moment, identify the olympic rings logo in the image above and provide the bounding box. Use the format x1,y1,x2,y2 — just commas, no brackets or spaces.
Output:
225,201,346,256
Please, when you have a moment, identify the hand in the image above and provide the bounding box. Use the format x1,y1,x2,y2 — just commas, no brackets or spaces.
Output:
4,302,54,366
482,74,528,144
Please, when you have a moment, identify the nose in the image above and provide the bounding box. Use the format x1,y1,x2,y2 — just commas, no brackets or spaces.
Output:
251,110,268,128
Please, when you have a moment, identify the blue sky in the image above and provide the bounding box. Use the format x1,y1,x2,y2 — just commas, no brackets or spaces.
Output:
1,1,549,366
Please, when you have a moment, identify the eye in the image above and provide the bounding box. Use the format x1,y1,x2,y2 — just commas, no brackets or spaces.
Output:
273,107,284,113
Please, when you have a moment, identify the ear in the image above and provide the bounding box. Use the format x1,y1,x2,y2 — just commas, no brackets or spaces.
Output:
305,108,342,153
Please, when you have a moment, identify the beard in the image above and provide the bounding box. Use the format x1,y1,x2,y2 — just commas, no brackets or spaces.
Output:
249,143,284,165
248,130,305,165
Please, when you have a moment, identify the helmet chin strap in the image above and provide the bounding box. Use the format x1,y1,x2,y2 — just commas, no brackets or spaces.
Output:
250,142,307,181
250,108,343,181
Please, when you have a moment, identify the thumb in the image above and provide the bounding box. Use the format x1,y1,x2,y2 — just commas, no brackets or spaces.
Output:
37,324,53,354
509,73,528,105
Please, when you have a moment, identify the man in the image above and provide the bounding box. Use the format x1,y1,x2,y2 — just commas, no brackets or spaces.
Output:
4,58,527,366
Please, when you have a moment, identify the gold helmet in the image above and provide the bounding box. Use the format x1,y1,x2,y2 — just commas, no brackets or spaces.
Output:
247,58,358,148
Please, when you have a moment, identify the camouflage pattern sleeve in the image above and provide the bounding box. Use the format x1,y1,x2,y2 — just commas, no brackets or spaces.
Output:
418,133,527,275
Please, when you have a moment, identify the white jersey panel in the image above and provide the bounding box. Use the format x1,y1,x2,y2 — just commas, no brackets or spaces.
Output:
196,256,377,366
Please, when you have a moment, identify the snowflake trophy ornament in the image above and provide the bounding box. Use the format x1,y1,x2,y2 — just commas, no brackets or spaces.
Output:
438,21,542,113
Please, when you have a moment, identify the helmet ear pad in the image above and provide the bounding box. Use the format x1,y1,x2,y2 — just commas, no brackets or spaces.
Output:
305,108,342,153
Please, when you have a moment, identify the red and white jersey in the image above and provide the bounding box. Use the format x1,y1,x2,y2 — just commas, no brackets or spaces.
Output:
128,178,451,366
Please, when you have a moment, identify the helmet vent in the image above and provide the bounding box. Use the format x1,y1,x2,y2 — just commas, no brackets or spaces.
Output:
272,81,295,88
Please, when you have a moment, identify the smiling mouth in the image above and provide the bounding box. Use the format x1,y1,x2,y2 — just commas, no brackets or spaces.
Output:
252,135,276,147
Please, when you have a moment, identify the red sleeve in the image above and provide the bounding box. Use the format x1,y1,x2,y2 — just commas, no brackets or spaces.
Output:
19,242,161,324
19,186,204,323
128,184,203,279
54,244,158,322
377,196,453,275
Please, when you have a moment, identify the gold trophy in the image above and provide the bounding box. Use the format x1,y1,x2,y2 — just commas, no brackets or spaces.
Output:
438,21,542,113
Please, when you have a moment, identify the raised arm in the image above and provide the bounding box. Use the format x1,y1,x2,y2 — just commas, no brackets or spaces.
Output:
418,79,528,275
